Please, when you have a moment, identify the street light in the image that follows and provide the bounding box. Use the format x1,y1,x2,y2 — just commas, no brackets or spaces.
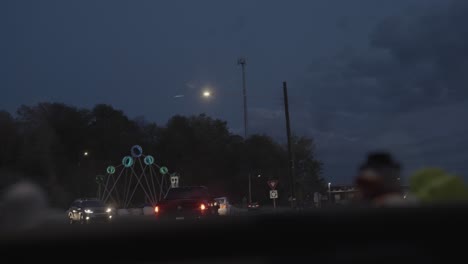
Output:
328,182,331,203
83,151,89,157
202,90,211,98
248,174,261,204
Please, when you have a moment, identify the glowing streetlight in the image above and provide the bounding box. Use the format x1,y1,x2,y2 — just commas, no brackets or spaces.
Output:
202,90,211,98
83,151,89,157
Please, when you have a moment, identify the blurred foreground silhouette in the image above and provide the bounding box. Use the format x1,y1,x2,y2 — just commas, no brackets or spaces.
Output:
0,181,63,231
410,168,468,202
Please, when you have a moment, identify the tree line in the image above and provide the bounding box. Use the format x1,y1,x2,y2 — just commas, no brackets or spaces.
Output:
0,103,324,208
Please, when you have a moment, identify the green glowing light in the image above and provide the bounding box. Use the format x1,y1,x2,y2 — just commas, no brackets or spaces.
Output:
144,155,155,165
107,166,116,174
160,166,169,175
122,156,134,168
96,175,104,184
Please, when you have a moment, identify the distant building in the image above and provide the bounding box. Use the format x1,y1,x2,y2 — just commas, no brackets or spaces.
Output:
314,185,357,207
328,185,357,205
319,185,410,206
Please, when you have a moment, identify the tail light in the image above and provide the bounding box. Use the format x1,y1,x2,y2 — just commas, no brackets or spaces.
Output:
200,204,206,210
154,206,159,213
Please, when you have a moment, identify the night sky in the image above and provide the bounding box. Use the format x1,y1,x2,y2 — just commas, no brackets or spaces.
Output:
2,0,468,184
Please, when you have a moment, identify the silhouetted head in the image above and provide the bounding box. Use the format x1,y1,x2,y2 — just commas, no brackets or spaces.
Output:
356,152,402,201
0,181,48,231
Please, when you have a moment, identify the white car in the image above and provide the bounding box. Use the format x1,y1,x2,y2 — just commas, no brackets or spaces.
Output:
68,198,113,224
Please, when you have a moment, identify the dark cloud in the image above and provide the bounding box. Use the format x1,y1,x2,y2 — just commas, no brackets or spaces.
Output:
300,0,468,183
307,0,468,115
365,0,468,110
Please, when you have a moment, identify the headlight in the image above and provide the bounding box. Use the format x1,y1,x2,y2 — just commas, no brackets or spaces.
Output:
84,209,93,214
106,208,112,213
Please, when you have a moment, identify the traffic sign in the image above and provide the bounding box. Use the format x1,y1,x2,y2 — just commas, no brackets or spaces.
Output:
267,180,278,190
170,175,179,188
270,190,278,199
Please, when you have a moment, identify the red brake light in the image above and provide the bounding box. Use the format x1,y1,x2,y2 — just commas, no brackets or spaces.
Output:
154,206,159,213
200,204,206,210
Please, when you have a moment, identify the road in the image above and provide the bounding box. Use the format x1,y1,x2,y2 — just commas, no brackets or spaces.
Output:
2,204,302,232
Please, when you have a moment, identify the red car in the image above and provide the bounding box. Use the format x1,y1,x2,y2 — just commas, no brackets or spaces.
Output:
155,186,219,220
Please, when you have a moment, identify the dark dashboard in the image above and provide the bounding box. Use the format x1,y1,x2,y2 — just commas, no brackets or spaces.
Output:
1,205,466,263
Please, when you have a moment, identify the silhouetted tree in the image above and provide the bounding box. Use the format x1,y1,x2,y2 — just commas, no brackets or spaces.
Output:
0,103,324,207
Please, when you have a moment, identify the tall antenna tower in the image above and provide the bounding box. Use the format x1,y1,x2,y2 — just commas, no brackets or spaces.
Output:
237,57,248,138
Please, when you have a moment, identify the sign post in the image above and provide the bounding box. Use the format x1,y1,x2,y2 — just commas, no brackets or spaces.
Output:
267,180,278,190
267,180,279,209
270,190,278,208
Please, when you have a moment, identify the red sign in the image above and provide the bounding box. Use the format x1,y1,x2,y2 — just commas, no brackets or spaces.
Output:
267,180,278,190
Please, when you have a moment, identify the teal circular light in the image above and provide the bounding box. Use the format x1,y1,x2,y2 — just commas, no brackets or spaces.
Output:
131,145,143,158
144,155,155,165
96,175,104,184
122,156,134,168
106,166,116,174
160,166,169,175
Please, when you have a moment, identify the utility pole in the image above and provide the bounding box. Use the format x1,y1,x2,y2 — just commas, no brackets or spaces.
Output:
283,81,296,207
248,173,252,204
238,57,248,138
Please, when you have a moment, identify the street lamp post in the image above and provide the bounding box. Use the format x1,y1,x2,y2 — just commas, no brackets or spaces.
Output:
248,174,261,204
248,174,251,204
79,151,89,167
239,57,251,206
328,182,331,203
78,151,90,197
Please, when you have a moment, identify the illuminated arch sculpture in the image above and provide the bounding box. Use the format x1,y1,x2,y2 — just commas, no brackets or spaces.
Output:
97,145,173,208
